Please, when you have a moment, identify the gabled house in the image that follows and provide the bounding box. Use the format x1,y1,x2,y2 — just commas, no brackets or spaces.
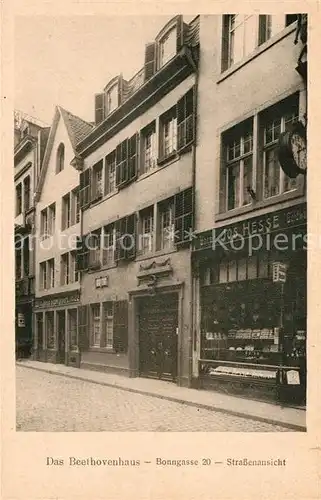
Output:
33,106,93,365
14,112,50,357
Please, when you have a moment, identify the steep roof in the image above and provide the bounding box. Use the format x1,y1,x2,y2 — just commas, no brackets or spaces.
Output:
58,106,94,149
34,106,93,202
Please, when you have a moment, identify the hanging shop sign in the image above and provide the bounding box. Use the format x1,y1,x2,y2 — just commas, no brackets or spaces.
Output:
34,291,80,310
277,121,307,178
17,313,25,327
272,262,287,283
194,203,307,251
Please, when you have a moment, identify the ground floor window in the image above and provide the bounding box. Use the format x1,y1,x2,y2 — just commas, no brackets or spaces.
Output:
91,304,101,347
45,311,55,349
103,302,114,348
68,309,78,350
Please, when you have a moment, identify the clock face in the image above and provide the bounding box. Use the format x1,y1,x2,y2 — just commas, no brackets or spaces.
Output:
291,133,307,171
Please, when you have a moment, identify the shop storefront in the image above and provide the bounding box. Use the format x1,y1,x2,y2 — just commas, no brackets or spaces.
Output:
193,202,307,405
33,291,81,367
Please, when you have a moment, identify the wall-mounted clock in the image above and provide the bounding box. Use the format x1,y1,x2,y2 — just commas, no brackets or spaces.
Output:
277,121,307,178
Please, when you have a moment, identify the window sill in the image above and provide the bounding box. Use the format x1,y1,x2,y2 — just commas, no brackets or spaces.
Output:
218,24,296,84
216,188,305,223
88,347,116,354
157,151,179,166
135,247,177,263
100,262,117,271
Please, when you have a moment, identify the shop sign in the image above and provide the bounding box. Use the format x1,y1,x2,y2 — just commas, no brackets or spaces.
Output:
286,370,300,385
194,203,307,251
17,313,25,327
272,262,287,283
34,292,80,310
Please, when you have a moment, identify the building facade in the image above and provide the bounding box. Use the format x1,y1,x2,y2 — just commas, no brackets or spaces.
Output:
73,15,199,386
14,112,50,357
192,14,307,403
33,106,93,365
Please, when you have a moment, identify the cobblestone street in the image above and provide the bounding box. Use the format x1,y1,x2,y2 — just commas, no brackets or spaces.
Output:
16,366,291,432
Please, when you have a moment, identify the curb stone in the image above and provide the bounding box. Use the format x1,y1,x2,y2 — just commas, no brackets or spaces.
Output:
16,362,306,432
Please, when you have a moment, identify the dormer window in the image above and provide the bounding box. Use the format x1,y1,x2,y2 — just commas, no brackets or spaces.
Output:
106,83,118,114
159,26,177,68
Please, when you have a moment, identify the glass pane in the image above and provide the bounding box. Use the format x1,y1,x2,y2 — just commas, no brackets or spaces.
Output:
219,260,228,283
242,156,253,205
247,255,258,279
238,258,247,280
227,163,240,210
264,147,280,198
228,260,237,282
232,21,244,64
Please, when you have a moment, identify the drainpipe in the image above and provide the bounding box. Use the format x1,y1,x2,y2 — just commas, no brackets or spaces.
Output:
185,46,199,388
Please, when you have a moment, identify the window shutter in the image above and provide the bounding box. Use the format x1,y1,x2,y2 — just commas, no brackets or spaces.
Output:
128,133,138,182
78,305,89,350
177,87,195,150
174,187,194,245
221,15,230,72
95,93,105,124
115,139,129,188
115,217,126,261
125,213,136,259
113,300,128,353
144,42,156,81
76,235,89,271
176,15,184,52
258,15,271,45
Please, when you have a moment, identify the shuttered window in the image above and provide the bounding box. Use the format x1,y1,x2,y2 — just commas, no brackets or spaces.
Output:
144,42,156,81
95,93,105,124
174,187,194,245
113,300,128,353
76,235,89,272
78,305,89,351
177,87,195,151
115,133,138,188
79,168,91,209
115,213,136,262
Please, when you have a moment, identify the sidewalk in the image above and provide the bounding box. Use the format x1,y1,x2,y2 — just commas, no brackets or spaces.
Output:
16,359,306,431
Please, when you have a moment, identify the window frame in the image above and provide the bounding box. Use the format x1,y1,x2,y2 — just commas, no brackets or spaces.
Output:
103,301,114,349
62,193,71,231
105,151,116,195
61,252,70,286
158,25,177,69
23,176,31,212
138,206,154,256
158,198,175,251
91,303,101,347
16,183,22,216
159,106,177,161
102,223,116,267
56,143,65,174
140,121,157,175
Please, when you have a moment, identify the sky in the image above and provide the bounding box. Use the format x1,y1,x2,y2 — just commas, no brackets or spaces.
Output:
14,15,195,126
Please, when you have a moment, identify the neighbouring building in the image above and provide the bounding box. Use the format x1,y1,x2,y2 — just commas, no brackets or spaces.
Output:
33,106,93,365
73,15,200,385
192,14,307,403
14,111,50,357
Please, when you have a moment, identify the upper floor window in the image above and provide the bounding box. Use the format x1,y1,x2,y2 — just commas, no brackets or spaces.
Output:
106,84,118,114
224,121,253,211
56,143,65,174
159,26,177,68
158,198,175,251
40,208,48,238
105,151,116,195
62,193,71,230
138,206,154,255
71,188,80,225
48,203,56,236
262,104,298,199
16,183,22,216
220,93,300,214
23,176,31,212
140,121,157,174
92,160,103,201
102,223,116,267
222,14,296,71
159,107,177,161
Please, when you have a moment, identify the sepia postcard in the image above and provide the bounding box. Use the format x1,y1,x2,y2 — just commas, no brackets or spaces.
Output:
1,1,320,499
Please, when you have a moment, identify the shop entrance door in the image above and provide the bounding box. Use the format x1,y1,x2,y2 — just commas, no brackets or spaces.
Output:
138,293,178,382
56,311,66,364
